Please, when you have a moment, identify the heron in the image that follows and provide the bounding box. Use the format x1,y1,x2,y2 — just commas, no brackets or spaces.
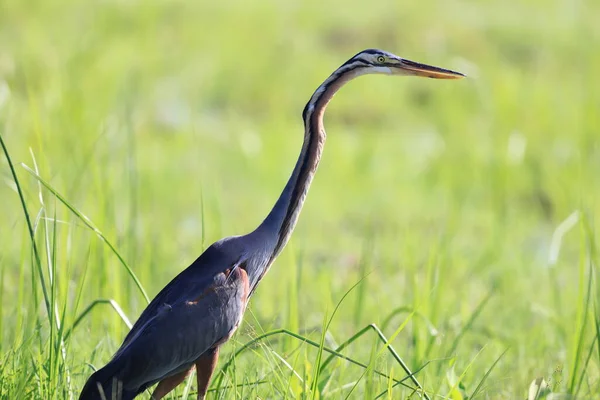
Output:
79,49,464,400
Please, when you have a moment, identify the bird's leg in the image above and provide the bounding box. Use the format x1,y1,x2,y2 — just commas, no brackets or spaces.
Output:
195,347,220,400
151,367,195,399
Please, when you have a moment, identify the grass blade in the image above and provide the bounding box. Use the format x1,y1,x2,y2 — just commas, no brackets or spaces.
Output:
21,163,149,303
469,347,509,399
0,132,51,320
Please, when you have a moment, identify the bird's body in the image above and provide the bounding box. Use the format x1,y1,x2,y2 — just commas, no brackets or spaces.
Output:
79,49,463,400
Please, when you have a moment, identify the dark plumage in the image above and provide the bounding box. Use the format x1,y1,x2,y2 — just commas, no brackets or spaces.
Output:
79,49,463,400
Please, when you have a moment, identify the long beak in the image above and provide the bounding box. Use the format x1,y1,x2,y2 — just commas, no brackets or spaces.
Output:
391,58,465,79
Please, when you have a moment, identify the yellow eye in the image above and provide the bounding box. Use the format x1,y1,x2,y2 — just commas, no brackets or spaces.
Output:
376,56,385,63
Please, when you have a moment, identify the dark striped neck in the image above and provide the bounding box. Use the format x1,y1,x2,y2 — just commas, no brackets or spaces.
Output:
254,62,363,259
256,115,324,259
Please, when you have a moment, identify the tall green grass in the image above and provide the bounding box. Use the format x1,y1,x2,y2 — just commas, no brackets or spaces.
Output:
1,0,599,398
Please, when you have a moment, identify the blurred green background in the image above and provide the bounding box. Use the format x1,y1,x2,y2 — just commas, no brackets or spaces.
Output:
1,0,599,398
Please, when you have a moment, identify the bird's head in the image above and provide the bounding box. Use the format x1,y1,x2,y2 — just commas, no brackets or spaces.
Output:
344,49,464,79
302,48,464,121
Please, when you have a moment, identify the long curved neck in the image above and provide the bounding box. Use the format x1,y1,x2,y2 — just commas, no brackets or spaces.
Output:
254,65,361,259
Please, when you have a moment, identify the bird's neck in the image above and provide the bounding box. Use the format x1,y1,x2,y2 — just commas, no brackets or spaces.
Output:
254,70,354,260
260,118,325,259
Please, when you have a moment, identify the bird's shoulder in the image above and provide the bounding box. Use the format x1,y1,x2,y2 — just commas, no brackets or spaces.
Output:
117,236,248,349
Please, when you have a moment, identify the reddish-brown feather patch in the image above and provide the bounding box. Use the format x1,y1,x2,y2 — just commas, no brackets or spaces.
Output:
185,265,248,306
238,267,250,305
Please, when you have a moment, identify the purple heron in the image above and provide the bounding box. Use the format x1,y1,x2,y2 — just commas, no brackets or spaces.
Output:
79,49,463,400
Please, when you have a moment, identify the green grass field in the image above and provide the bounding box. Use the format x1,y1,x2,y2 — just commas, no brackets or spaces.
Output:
1,0,599,398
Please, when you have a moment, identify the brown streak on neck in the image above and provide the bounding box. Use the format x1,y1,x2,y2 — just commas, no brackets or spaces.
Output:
271,72,354,256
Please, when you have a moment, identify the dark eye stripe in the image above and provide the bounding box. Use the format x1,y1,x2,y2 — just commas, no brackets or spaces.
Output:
343,57,372,67
361,49,382,55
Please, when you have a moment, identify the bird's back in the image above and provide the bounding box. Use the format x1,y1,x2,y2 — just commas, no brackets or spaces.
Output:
79,237,250,399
